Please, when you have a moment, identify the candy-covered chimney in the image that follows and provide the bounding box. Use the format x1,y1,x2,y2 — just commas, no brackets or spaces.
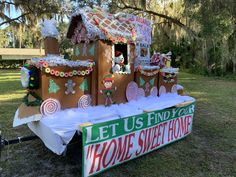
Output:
41,19,60,55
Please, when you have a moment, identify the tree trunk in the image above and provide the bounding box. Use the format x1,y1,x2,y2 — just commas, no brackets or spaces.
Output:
233,45,236,74
233,60,236,74
202,39,209,72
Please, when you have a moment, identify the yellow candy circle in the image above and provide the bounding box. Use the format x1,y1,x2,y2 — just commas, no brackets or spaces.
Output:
85,70,89,74
45,68,50,73
60,72,65,77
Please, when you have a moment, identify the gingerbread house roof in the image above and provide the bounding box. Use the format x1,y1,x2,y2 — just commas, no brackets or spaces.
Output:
67,7,152,44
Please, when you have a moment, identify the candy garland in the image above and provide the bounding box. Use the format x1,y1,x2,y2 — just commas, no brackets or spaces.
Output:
39,61,94,78
139,68,159,76
136,65,159,77
126,81,138,101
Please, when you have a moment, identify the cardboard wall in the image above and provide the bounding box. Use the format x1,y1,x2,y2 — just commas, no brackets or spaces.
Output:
44,37,60,55
135,71,159,97
158,72,177,95
72,42,98,105
97,41,135,105
37,66,92,109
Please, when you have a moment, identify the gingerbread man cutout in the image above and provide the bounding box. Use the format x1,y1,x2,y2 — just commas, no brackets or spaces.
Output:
65,80,76,95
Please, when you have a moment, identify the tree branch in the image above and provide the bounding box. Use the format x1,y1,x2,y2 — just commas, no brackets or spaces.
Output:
0,12,30,26
0,1,16,6
118,1,198,39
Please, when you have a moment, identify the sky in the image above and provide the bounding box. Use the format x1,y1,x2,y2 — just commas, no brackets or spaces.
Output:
0,5,21,29
0,3,70,29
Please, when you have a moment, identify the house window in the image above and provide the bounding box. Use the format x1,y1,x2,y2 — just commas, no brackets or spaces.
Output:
112,44,131,74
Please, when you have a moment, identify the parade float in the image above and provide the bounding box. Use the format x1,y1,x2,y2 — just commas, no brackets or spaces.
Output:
10,7,195,177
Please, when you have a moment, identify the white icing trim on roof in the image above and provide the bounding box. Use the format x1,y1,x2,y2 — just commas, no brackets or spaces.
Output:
161,67,179,73
139,65,160,70
31,55,95,67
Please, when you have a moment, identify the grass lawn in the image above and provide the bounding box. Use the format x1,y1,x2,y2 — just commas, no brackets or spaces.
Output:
0,69,235,177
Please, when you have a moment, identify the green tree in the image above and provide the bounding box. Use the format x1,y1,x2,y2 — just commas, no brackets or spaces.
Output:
0,29,8,47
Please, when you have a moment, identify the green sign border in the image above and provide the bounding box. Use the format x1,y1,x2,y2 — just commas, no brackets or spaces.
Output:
82,102,195,177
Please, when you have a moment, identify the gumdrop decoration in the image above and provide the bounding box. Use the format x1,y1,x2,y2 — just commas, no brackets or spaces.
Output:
65,79,76,95
126,81,138,101
150,78,155,86
48,79,60,93
171,84,177,93
89,44,95,56
79,78,88,92
159,85,166,96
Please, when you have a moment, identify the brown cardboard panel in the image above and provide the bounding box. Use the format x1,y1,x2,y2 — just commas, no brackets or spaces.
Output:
18,103,40,119
90,42,99,105
97,41,135,105
73,42,96,60
113,69,134,103
97,41,113,105
38,66,92,109
135,71,159,97
72,42,98,105
44,37,60,55
158,72,177,95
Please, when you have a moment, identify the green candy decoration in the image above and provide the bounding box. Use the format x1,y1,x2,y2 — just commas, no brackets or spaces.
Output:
139,77,145,87
79,78,88,92
89,44,95,56
75,47,80,56
150,78,155,86
49,79,60,93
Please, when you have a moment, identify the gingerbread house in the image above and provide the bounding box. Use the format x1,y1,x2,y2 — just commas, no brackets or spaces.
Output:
19,7,179,118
